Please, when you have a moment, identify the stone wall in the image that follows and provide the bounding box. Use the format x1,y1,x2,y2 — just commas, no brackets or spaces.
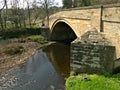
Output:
49,4,120,58
71,43,115,73
49,7,101,37
102,5,120,58
70,30,116,73
48,4,120,72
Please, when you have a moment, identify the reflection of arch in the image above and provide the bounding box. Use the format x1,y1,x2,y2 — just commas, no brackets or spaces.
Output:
50,19,77,42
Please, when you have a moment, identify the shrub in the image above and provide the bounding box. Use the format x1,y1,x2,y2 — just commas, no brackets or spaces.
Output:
0,28,41,39
27,35,48,44
2,44,25,55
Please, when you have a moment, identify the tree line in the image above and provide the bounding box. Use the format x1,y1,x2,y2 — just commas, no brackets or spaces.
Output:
62,0,120,8
0,0,120,31
0,0,61,31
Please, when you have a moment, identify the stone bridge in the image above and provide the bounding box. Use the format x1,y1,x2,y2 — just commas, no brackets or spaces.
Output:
45,4,120,73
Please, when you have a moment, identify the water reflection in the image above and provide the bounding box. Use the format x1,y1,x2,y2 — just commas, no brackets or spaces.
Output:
0,42,70,90
42,42,70,78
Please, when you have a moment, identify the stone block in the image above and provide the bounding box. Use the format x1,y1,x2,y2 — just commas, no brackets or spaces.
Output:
71,42,116,73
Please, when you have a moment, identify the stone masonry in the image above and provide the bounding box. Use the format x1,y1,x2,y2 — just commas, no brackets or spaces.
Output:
71,29,116,73
48,4,120,59
48,4,120,73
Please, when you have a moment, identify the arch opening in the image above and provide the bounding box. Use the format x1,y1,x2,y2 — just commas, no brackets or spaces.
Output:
50,22,77,43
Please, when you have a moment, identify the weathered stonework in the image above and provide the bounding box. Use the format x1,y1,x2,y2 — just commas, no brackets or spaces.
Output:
71,30,116,73
48,4,120,59
48,4,120,73
71,43,115,73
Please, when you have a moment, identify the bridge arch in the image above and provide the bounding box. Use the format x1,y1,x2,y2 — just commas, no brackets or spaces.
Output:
50,19,77,42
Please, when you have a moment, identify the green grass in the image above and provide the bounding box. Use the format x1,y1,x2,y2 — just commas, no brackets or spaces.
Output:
27,35,48,44
66,73,120,90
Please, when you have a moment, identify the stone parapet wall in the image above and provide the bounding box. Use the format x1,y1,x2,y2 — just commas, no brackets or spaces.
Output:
70,30,116,73
71,41,115,74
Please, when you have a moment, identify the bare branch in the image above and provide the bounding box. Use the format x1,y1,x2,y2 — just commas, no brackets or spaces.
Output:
0,1,5,12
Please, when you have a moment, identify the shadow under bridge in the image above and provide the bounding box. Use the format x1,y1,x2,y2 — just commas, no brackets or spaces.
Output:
50,21,77,43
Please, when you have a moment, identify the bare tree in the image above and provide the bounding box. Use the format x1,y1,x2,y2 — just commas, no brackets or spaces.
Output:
10,0,19,28
4,0,8,28
32,1,42,26
26,1,32,28
22,0,26,28
10,0,26,29
37,0,56,27
0,1,5,12
0,0,5,30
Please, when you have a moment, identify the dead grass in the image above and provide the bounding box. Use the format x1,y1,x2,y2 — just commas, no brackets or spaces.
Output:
0,41,40,72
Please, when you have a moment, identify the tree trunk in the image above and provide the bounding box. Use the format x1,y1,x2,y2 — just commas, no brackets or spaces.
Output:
46,8,49,27
0,4,5,30
4,0,8,29
0,13,4,30
27,2,32,28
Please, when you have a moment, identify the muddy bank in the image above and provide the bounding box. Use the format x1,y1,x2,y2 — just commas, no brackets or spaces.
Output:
0,39,43,73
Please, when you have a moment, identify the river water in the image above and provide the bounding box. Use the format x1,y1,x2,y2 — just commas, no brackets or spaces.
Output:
0,42,70,90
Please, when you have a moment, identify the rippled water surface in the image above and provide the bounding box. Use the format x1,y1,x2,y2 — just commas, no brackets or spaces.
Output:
0,42,70,90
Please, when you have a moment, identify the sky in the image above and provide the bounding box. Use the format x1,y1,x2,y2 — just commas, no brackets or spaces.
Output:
0,0,63,9
54,0,63,6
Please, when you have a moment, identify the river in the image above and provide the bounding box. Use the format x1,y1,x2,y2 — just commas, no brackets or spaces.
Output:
0,42,70,90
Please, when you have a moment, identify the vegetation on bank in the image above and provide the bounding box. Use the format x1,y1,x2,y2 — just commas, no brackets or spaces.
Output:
27,35,48,44
0,28,41,39
0,35,48,72
0,35,48,55
66,73,120,90
2,44,25,55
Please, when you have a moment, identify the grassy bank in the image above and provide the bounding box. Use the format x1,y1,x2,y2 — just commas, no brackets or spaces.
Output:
27,35,48,44
0,35,48,55
66,73,120,90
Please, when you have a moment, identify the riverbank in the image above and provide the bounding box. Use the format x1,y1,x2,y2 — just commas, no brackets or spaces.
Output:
0,41,38,73
0,36,49,73
66,73,120,90
0,42,67,90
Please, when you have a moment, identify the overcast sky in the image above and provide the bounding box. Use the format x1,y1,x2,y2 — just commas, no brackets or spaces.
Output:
53,0,63,6
0,0,63,8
